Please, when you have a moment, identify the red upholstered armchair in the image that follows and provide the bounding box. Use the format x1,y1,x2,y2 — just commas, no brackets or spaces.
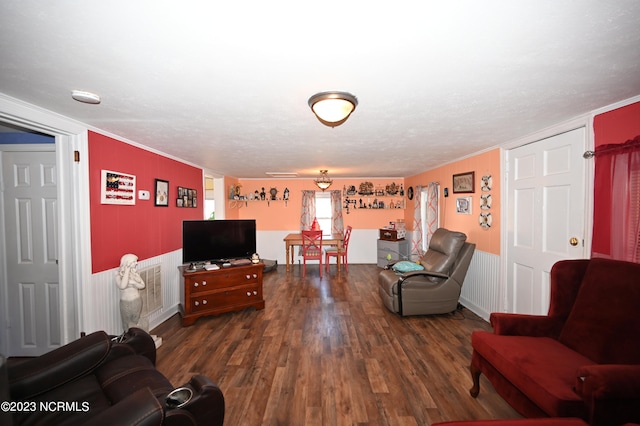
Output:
469,258,640,426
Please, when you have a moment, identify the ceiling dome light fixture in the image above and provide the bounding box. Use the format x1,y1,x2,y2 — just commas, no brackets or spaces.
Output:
308,91,358,127
71,90,101,104
314,170,333,191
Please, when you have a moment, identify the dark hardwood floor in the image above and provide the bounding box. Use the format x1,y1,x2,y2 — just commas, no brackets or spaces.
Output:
153,264,520,425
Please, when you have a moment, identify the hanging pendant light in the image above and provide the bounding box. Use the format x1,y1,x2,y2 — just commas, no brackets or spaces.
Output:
314,170,333,191
308,91,358,127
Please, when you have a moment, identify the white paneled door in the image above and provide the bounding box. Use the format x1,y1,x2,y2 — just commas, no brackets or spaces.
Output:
2,149,60,356
506,127,586,315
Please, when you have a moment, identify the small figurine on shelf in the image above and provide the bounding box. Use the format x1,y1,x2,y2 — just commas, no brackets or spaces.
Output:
400,184,405,196
254,190,260,200
260,187,266,200
283,188,290,200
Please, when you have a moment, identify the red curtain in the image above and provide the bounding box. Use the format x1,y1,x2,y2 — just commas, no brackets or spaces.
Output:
592,135,640,263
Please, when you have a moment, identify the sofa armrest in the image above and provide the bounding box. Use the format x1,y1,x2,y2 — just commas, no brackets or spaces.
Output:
576,364,640,400
575,364,640,426
489,313,564,337
108,327,157,365
400,270,449,281
165,375,225,426
8,331,110,400
87,387,163,426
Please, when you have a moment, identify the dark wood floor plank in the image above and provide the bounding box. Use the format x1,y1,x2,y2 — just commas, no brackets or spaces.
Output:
153,264,520,425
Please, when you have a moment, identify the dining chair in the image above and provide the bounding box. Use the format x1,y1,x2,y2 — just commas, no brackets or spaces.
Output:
325,226,352,273
301,230,323,277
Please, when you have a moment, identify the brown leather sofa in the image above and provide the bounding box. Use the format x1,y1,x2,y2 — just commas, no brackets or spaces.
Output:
378,228,475,316
3,328,224,425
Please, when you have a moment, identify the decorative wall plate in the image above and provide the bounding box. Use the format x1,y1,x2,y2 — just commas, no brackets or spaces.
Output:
407,186,414,200
480,193,492,210
479,212,492,229
481,175,492,192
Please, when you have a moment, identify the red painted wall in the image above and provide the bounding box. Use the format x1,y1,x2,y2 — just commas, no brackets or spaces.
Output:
592,101,640,257
593,101,640,147
88,131,203,273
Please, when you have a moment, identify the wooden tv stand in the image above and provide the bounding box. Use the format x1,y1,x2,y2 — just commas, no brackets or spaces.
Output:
179,263,265,326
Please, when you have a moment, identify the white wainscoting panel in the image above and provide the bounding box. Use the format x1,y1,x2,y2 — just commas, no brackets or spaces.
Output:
459,249,501,321
86,250,182,335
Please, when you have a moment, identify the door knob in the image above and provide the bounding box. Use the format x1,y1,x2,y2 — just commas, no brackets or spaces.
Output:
569,237,579,246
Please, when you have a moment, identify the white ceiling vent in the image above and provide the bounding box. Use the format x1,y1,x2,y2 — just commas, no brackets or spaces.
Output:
265,172,298,178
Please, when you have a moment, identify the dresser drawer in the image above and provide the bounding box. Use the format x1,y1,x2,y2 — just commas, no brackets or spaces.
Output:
216,268,262,286
185,267,262,294
189,284,261,313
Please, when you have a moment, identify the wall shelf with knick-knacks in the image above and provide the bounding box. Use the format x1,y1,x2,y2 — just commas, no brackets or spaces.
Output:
341,181,406,214
237,187,290,207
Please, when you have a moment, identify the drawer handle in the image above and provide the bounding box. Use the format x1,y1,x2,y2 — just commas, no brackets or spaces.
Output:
194,301,199,306
202,281,207,286
253,290,258,295
246,274,251,279
253,274,257,278
247,291,252,296
202,299,207,305
193,282,199,287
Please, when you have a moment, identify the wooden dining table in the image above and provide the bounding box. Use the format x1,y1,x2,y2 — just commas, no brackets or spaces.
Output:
283,232,344,273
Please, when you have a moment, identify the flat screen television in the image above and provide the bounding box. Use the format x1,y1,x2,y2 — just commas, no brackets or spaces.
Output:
182,219,256,264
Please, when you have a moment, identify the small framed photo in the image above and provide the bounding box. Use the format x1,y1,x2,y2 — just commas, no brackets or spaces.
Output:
453,171,475,193
155,179,169,207
456,196,472,214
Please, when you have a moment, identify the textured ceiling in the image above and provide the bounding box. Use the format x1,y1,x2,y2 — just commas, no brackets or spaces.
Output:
1,1,639,179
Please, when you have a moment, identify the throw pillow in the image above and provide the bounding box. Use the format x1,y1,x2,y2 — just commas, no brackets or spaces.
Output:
392,261,425,273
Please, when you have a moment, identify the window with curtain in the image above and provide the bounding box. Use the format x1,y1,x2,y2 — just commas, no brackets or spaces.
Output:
313,190,344,235
591,135,640,263
301,190,344,235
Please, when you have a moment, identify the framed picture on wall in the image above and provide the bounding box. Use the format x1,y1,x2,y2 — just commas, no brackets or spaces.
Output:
155,179,169,206
456,196,472,214
176,186,197,208
453,171,475,193
100,170,136,205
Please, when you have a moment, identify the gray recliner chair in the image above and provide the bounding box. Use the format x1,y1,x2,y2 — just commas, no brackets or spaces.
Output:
378,228,475,316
